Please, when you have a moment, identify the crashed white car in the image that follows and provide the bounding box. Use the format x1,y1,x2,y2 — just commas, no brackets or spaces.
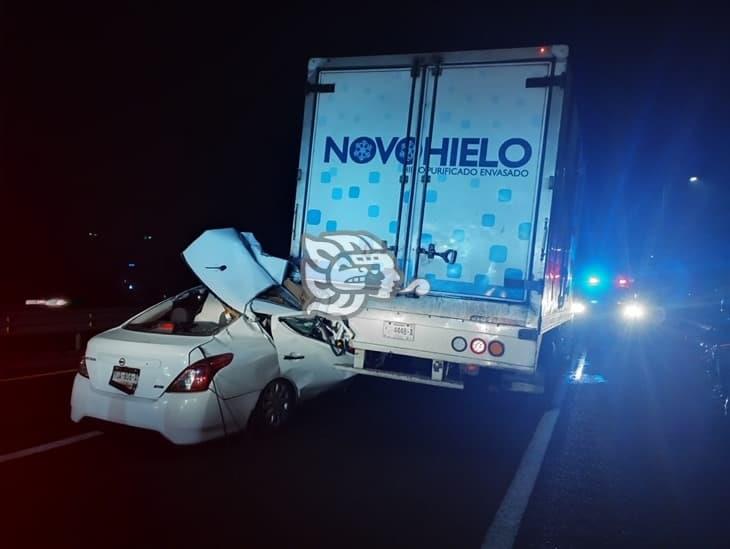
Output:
70,229,355,444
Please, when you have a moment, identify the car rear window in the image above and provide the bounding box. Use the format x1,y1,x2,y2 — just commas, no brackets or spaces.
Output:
124,287,239,336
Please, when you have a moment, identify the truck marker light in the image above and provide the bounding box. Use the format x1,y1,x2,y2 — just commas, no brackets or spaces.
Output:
470,338,487,354
451,336,468,352
488,340,505,357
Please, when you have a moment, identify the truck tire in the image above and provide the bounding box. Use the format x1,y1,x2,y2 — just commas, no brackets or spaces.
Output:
538,327,571,410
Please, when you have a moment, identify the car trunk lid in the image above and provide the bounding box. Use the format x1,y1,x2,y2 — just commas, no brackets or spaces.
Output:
84,327,213,399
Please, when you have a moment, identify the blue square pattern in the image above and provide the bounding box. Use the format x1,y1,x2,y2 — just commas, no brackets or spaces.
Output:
332,187,343,200
326,220,337,232
426,190,438,203
349,186,360,199
470,178,480,188
403,190,410,204
460,120,471,129
307,209,322,226
421,233,432,246
447,263,463,279
368,205,380,218
369,171,381,184
489,245,508,263
481,214,496,227
505,268,523,281
474,274,490,290
388,220,398,234
437,173,448,183
321,172,331,183
498,189,512,202
452,229,465,242
518,222,532,241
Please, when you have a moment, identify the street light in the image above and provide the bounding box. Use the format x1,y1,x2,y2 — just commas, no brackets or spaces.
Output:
653,174,701,257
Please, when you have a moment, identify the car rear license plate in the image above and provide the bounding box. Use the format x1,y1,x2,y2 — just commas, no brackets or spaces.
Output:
383,321,414,341
109,366,140,395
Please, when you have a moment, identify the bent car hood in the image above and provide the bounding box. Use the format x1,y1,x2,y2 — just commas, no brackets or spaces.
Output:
182,228,287,313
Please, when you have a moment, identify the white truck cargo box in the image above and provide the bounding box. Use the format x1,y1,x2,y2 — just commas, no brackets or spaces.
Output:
289,45,582,389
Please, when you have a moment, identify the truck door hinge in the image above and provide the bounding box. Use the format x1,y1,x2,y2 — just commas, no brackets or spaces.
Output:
399,175,409,184
305,82,336,95
525,279,544,292
525,73,566,89
540,217,549,261
421,174,431,183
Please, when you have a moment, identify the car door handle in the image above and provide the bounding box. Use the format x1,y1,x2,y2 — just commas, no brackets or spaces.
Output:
283,353,305,360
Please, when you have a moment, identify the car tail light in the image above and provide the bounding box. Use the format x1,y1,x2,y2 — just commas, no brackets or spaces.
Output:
488,340,505,357
79,354,89,378
167,353,234,393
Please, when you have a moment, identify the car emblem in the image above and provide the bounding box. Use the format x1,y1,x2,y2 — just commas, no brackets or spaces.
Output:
119,358,126,366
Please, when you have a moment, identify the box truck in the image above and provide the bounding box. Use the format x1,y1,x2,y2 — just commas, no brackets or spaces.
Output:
289,45,582,392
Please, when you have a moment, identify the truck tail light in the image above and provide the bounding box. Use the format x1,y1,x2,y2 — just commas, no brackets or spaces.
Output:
79,354,89,378
167,353,234,393
488,340,505,357
470,338,487,354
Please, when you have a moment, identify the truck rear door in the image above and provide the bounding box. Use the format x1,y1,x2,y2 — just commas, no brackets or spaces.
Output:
298,66,422,263
408,62,552,302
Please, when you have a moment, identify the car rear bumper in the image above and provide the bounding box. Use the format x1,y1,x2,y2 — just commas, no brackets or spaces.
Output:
70,374,228,444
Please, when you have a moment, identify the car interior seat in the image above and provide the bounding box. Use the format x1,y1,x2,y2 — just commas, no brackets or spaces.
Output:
170,307,190,324
193,293,224,324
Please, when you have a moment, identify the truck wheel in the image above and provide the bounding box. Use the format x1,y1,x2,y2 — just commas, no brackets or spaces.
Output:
538,333,565,410
251,379,296,433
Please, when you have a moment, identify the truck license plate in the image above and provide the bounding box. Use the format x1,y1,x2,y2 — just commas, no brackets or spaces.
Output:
383,321,414,341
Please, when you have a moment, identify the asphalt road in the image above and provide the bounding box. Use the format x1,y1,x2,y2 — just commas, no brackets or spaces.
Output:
2,319,729,548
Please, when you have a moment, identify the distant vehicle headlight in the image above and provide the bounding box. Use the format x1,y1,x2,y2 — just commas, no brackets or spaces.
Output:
622,302,645,320
571,301,587,314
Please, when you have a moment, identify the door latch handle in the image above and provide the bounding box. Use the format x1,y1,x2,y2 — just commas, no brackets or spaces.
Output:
418,243,458,264
283,353,305,360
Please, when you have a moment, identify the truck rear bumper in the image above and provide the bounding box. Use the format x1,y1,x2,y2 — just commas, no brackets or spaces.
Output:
349,307,539,373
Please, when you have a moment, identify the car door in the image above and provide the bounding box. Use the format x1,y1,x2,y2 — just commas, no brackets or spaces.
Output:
270,314,354,397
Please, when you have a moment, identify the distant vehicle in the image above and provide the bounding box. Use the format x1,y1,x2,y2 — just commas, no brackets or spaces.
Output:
71,230,355,444
287,45,583,394
573,272,664,325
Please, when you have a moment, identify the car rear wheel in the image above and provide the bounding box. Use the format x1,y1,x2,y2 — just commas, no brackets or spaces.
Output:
251,379,296,433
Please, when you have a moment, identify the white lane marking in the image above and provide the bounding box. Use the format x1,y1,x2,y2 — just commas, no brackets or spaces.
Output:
0,431,103,465
482,353,585,549
0,368,77,383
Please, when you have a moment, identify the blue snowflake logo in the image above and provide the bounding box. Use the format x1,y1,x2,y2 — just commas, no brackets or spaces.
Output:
396,138,416,164
350,137,376,164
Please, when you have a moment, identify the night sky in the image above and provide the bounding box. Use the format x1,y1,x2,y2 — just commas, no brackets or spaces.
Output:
3,3,728,305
